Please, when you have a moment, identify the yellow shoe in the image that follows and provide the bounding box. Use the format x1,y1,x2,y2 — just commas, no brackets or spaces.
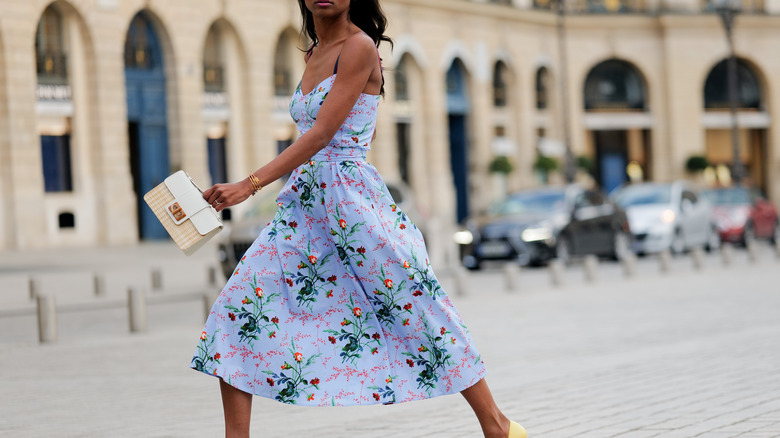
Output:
508,421,527,438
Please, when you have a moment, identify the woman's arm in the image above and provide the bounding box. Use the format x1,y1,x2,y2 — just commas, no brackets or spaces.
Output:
204,33,378,211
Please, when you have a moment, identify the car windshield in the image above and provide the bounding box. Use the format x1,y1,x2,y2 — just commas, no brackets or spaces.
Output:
614,184,672,207
701,188,750,205
488,191,566,216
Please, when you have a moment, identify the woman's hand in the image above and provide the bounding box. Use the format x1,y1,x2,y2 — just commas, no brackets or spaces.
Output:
203,178,254,212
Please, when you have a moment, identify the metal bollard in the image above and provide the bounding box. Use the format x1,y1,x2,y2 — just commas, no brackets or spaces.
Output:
93,274,106,297
452,266,469,297
657,249,672,274
502,263,521,293
36,295,57,343
720,243,733,267
690,247,705,271
746,242,759,264
583,255,598,283
128,287,148,333
620,253,637,278
151,268,163,292
548,259,564,287
29,277,40,300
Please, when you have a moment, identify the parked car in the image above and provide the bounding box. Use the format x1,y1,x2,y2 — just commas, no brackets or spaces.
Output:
701,186,779,246
216,181,428,279
612,181,720,255
454,185,631,269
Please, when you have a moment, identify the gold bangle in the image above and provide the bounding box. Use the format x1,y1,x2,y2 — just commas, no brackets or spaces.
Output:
248,174,262,195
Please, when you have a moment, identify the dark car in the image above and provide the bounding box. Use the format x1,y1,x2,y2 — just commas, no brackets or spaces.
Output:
702,186,779,246
455,185,631,268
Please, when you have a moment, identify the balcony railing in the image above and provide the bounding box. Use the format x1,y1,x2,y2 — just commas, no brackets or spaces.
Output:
530,0,764,14
204,64,225,93
36,52,68,85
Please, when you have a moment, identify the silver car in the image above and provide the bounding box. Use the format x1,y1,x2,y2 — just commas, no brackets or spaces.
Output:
216,182,427,279
612,181,720,255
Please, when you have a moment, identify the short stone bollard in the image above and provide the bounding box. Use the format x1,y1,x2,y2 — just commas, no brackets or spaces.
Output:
690,247,705,271
207,265,219,287
502,262,521,292
36,295,57,343
93,274,106,297
151,268,163,292
548,259,564,287
774,242,780,260
746,242,760,264
451,266,469,297
620,253,637,278
128,287,148,333
657,249,672,274
583,255,598,283
720,243,733,267
29,277,40,300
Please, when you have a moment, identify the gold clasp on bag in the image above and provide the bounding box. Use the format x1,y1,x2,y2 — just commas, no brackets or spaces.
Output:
168,202,187,222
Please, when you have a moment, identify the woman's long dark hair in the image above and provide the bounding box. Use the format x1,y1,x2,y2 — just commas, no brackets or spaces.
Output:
298,0,393,95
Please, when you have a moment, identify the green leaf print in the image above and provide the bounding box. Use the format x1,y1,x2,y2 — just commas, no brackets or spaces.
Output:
191,329,222,375
324,296,382,365
224,274,280,348
262,341,323,404
402,316,455,395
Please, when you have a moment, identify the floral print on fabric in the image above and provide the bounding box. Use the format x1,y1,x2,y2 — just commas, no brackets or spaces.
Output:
192,74,486,406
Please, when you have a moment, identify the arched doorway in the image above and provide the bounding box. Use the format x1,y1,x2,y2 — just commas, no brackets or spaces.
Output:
446,59,471,223
703,58,767,189
124,11,170,239
583,59,651,194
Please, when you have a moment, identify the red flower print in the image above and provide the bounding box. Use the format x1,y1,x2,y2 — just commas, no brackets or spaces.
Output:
326,290,333,298
371,347,378,355
228,312,236,321
403,260,410,269
406,359,415,367
267,378,275,386
338,219,347,229
441,327,447,336
357,247,366,254
309,160,315,166
384,279,393,289
294,352,303,362
451,337,457,344
269,331,276,338
386,377,393,383
372,333,380,340
271,317,279,324
341,319,350,326
373,393,380,401
327,275,337,282
402,318,410,326
289,221,298,228
418,345,428,352
328,336,337,344
403,303,412,311
308,255,317,264
286,279,293,287
400,223,406,230
242,298,249,305
311,378,320,385
292,185,298,192
357,261,363,267
200,331,207,340
353,307,362,317
281,363,290,370
214,353,221,360
321,182,327,189
413,290,423,297
308,394,315,401
298,262,306,269
255,287,263,298
352,136,359,143
285,235,291,240
277,202,283,207
391,204,397,212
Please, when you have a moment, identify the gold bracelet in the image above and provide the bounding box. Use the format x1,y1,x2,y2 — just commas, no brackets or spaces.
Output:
248,174,262,195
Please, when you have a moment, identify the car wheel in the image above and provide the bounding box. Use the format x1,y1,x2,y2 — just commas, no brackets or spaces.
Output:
705,225,721,253
743,222,756,248
772,221,780,246
555,234,571,266
462,255,482,271
610,231,631,261
671,229,685,256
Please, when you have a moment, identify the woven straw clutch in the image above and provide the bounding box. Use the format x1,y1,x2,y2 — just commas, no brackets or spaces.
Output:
143,171,222,256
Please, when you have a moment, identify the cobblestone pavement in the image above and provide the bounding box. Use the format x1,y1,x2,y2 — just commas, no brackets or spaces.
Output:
1,243,779,437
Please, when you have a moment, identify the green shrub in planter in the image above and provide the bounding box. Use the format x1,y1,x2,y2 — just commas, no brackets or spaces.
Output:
576,155,594,174
488,155,514,174
685,155,709,173
533,155,559,173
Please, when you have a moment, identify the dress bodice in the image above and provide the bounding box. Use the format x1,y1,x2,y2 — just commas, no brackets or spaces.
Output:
289,74,380,162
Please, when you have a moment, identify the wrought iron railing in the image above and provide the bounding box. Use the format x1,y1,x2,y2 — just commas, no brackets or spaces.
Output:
36,52,68,85
204,64,225,93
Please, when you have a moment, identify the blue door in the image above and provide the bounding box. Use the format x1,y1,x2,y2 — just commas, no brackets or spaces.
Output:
601,153,627,195
125,12,169,240
446,60,470,223
594,130,628,195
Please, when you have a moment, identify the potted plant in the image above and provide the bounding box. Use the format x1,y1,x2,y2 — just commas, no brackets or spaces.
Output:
533,154,559,184
488,155,514,200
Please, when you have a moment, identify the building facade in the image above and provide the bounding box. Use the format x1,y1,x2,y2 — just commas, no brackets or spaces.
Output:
1,0,779,257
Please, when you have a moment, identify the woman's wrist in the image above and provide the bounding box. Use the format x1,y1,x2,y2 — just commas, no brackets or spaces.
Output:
247,173,263,196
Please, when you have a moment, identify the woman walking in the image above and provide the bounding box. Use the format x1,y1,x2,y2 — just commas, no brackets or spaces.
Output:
194,1,526,437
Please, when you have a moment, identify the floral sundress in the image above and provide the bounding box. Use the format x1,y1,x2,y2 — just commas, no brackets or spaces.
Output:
192,73,487,406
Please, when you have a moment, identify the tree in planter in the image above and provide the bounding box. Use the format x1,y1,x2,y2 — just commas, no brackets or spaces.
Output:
488,155,514,200
576,155,594,176
533,154,559,184
685,155,709,173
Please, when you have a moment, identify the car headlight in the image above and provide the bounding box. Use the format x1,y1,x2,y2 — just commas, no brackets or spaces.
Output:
660,209,675,224
521,226,553,242
453,230,474,245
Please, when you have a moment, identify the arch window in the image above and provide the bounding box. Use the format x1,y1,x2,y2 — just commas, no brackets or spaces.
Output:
584,59,647,110
703,59,761,110
273,32,297,97
395,55,410,101
124,14,160,70
36,5,67,85
535,67,549,110
493,61,509,107
203,24,225,93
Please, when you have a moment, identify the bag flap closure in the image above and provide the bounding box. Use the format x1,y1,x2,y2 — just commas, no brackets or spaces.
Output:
164,170,222,234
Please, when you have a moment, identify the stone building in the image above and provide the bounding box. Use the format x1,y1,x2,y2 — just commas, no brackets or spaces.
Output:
1,0,779,254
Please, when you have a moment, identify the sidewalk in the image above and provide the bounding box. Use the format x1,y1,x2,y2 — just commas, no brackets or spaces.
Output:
1,244,779,437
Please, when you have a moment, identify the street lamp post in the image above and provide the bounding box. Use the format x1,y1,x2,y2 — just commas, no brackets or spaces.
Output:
714,0,745,185
556,0,576,183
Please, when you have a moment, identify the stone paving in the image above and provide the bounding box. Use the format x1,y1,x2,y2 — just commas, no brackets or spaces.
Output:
1,242,779,437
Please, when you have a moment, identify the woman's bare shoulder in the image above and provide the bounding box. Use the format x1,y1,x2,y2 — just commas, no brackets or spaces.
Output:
342,31,378,59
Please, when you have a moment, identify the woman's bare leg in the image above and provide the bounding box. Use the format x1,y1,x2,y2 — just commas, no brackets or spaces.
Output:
461,378,511,438
220,378,253,438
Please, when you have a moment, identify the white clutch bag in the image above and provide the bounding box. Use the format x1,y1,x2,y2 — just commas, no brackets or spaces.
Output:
143,170,223,256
